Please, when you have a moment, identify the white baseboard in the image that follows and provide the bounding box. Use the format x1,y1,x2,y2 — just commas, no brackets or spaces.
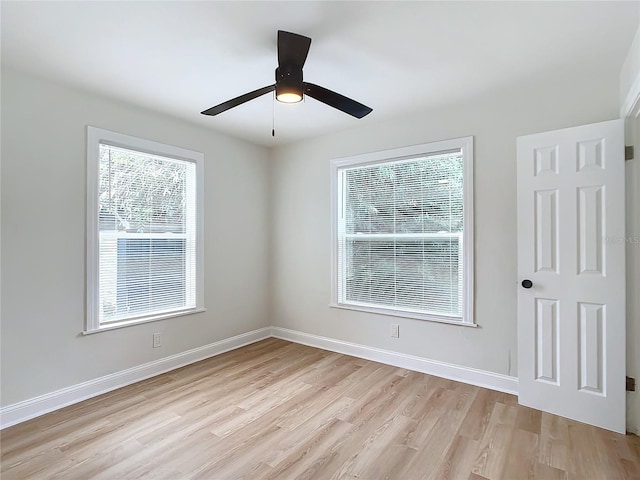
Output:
1,325,518,430
271,327,518,395
0,327,271,430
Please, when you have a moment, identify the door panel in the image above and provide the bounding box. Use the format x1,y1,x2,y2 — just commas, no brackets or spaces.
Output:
535,189,559,273
517,119,625,433
535,298,558,384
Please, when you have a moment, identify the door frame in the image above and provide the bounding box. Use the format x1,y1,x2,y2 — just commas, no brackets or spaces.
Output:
623,84,640,434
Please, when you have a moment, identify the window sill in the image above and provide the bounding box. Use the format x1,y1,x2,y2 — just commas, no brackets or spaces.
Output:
83,307,207,335
329,303,476,327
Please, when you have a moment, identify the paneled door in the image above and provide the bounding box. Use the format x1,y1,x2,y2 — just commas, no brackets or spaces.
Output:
517,119,626,433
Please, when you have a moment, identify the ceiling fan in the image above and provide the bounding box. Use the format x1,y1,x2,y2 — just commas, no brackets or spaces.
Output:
201,30,373,119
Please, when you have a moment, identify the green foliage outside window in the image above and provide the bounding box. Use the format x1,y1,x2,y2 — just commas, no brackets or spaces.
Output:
99,146,187,233
345,155,463,235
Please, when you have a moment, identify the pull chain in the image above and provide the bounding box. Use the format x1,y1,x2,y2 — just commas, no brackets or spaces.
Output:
272,91,275,137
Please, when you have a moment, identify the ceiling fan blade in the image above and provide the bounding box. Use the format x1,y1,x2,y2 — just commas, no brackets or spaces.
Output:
304,83,372,118
278,30,312,68
201,84,275,116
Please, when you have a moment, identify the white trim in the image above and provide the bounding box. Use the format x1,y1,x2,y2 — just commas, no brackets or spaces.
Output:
85,126,205,333
329,302,477,327
1,326,517,430
0,327,271,429
271,327,517,395
86,127,100,330
329,137,475,325
621,69,640,119
329,140,468,169
329,159,340,306
462,136,475,325
82,308,208,335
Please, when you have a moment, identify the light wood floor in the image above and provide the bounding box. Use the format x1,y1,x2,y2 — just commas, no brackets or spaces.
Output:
2,339,639,479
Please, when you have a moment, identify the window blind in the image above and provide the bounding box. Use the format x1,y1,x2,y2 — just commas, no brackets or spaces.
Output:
98,144,197,324
338,153,464,319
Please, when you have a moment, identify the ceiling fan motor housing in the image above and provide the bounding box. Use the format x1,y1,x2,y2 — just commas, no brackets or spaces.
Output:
275,65,304,102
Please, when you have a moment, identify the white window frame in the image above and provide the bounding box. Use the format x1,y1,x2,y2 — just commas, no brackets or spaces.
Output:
85,126,205,334
330,137,475,326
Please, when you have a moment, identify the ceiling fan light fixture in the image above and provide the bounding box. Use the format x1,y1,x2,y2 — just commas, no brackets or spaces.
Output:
276,90,303,103
275,66,304,103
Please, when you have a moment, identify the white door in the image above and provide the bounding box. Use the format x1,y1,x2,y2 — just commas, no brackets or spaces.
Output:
517,119,626,433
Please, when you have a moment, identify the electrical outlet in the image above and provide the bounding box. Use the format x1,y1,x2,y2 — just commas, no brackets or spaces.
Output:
390,324,399,338
153,333,162,348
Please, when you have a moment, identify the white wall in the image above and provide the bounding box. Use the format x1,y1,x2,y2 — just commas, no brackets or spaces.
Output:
269,67,621,377
0,69,271,407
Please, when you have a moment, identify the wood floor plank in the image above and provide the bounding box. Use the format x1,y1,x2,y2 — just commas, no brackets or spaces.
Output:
539,411,570,471
470,402,518,479
2,339,638,480
286,406,409,479
434,434,481,480
534,462,568,480
500,427,539,479
356,443,417,480
515,404,543,434
457,388,497,440
566,419,626,479
327,414,415,479
262,418,354,480
397,388,478,479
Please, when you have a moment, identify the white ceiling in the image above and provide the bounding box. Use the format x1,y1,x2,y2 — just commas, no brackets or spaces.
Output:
2,1,638,146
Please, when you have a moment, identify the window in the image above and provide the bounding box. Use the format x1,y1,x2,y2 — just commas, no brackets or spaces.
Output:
86,127,204,333
330,137,474,325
